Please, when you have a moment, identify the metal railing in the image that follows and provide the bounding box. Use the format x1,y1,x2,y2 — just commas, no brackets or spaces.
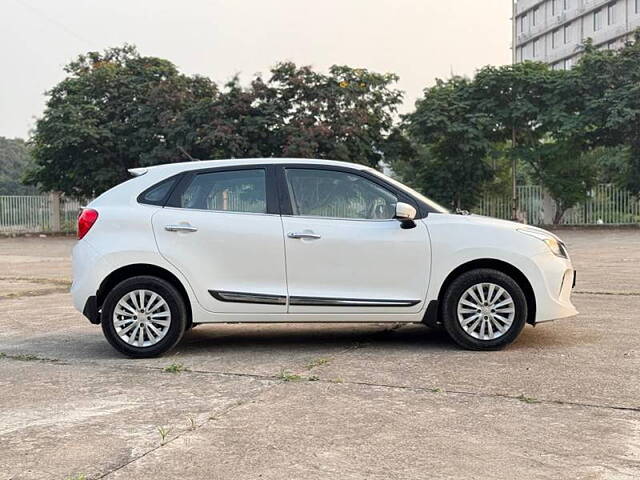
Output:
474,184,640,225
1,185,638,233
0,194,85,233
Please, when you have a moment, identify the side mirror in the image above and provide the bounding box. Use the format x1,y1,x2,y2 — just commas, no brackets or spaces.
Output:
394,202,417,229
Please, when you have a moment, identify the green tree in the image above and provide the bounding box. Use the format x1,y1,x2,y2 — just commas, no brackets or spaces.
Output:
27,48,403,197
253,62,403,166
25,45,217,197
390,77,494,209
576,33,640,194
0,137,38,194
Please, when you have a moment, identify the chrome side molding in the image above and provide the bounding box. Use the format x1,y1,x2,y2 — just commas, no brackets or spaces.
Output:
210,290,286,305
210,290,420,307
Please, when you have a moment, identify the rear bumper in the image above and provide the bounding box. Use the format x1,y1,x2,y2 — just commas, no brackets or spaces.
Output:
82,296,100,324
71,239,111,323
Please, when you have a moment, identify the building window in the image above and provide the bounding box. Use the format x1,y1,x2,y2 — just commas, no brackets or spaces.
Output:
533,39,539,58
533,7,538,26
608,2,616,25
594,9,603,31
563,0,570,10
564,57,573,70
564,23,571,43
552,29,561,48
636,0,639,14
520,13,528,34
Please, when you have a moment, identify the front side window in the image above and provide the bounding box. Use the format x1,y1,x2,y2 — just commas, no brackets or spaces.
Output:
285,169,398,220
179,169,267,213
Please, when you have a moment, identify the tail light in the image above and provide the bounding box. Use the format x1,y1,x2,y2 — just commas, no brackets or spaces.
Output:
78,208,99,239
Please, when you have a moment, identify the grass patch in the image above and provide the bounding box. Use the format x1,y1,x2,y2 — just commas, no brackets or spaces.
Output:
305,358,329,370
163,362,189,373
0,352,57,362
65,475,86,480
275,369,303,382
517,394,539,404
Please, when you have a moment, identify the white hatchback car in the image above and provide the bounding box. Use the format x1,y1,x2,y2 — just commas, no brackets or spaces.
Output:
72,158,577,357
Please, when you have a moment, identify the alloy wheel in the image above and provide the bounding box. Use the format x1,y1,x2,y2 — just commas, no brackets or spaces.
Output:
456,282,515,341
112,289,172,347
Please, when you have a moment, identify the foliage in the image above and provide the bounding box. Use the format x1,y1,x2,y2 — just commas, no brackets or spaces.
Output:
25,45,217,197
26,46,402,196
254,63,403,167
389,77,494,209
521,142,597,224
576,32,640,194
0,137,38,194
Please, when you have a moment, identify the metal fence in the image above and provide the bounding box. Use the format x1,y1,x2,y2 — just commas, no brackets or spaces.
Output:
0,195,84,233
1,185,639,233
474,184,640,225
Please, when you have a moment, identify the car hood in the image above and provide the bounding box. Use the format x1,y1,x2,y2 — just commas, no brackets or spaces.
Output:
435,213,562,241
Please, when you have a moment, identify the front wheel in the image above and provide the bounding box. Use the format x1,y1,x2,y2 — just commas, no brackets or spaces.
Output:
101,276,187,358
442,268,527,350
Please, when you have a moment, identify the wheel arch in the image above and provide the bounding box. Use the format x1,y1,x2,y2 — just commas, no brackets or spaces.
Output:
437,258,536,326
96,264,193,326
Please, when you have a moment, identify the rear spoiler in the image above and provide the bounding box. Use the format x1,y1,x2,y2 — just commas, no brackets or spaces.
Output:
128,168,148,177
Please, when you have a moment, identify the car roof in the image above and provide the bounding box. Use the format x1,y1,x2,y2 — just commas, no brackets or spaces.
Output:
130,158,372,177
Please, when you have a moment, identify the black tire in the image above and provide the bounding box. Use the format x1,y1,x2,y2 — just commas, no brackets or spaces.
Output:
442,268,527,351
101,275,187,358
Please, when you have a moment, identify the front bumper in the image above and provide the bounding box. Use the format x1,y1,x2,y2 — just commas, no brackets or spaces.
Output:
530,251,578,323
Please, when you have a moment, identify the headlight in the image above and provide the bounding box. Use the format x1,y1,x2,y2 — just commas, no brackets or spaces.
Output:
518,228,568,259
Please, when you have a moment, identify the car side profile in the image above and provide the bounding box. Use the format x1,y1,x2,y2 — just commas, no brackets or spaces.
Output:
71,158,578,357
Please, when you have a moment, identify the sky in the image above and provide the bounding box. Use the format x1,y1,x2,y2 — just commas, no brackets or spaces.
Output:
0,0,512,139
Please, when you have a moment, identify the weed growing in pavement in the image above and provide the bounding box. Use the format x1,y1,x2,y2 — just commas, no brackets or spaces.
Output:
305,358,329,369
275,369,303,382
163,362,189,373
157,426,171,444
65,475,86,480
186,416,196,431
517,394,539,404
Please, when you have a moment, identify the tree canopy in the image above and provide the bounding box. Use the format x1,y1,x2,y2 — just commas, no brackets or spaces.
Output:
26,46,402,197
0,137,38,195
22,38,640,217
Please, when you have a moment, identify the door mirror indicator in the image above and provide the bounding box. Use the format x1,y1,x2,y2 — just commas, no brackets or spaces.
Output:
394,202,417,229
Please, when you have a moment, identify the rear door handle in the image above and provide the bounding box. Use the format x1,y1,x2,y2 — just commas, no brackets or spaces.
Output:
287,232,321,240
165,224,198,233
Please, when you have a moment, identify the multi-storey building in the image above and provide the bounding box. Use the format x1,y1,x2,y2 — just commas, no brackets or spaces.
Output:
514,0,640,69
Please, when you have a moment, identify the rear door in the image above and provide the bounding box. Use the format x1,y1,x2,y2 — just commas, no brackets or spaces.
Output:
152,165,288,313
279,166,431,315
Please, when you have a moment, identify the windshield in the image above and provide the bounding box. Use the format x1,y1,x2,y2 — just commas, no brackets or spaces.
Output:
368,169,450,214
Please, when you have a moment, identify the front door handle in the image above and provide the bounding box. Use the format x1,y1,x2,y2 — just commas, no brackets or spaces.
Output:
165,224,198,233
287,232,321,240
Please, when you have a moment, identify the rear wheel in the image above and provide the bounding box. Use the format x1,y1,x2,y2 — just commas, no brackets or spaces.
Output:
442,268,527,350
101,275,187,358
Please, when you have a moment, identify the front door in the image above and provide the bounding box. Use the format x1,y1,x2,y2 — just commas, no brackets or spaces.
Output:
152,166,287,313
279,166,431,315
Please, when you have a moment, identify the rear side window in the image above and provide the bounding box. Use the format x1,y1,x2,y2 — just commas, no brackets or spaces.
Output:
138,176,179,206
178,169,267,214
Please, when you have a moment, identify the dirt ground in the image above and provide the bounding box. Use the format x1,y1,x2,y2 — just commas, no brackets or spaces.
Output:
1,230,639,479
